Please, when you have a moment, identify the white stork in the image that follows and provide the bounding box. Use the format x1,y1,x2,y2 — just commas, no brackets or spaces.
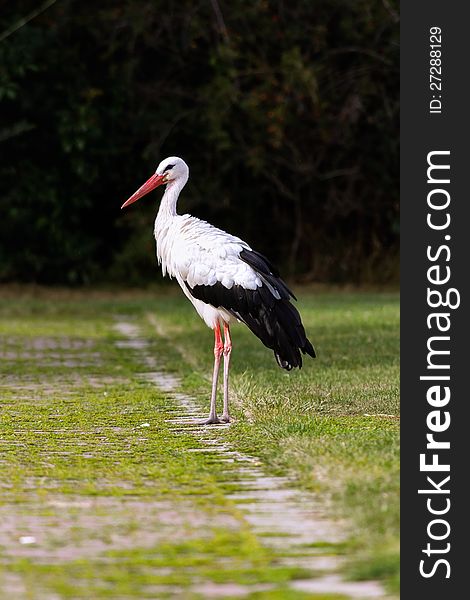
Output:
121,157,315,424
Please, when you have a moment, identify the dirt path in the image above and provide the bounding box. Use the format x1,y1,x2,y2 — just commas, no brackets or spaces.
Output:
115,320,388,599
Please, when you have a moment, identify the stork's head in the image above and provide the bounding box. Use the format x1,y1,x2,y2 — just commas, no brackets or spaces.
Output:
121,156,189,209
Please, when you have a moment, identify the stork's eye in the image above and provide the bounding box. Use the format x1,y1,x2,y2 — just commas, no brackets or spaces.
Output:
163,164,175,172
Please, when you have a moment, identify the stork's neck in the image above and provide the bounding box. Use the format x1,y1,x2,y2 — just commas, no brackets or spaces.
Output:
156,176,187,224
154,175,187,274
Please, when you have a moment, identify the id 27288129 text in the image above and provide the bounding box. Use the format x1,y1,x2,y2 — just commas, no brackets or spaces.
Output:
429,26,442,114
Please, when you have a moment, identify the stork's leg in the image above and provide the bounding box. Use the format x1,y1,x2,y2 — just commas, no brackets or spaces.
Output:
221,322,232,423
200,323,224,425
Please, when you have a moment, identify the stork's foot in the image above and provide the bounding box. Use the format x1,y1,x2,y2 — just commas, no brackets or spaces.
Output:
220,414,231,423
198,416,225,425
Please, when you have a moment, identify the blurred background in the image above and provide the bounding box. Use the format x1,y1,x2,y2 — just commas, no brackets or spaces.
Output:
0,0,399,287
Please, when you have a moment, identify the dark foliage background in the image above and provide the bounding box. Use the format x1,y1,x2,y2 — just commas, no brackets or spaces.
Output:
0,0,399,285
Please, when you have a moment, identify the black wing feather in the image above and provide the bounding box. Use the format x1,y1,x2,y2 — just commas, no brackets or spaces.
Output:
239,248,297,301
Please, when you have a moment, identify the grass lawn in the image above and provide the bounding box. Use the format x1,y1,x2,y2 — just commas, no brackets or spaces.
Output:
0,286,399,598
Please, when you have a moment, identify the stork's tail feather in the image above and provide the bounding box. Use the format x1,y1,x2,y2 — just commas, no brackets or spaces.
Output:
271,303,316,370
275,339,316,371
239,297,316,371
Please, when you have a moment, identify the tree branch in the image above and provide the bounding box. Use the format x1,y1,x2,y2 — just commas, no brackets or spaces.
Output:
0,0,59,44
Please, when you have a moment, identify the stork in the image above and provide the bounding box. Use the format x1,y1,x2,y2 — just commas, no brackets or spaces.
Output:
121,157,315,424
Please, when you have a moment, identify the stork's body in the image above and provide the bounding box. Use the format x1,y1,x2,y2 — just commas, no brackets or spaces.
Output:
122,157,315,424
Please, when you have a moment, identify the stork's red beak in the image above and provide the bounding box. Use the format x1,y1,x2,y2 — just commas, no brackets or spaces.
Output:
121,173,166,209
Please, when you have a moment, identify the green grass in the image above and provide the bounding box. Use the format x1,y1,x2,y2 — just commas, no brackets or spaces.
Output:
0,285,399,598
